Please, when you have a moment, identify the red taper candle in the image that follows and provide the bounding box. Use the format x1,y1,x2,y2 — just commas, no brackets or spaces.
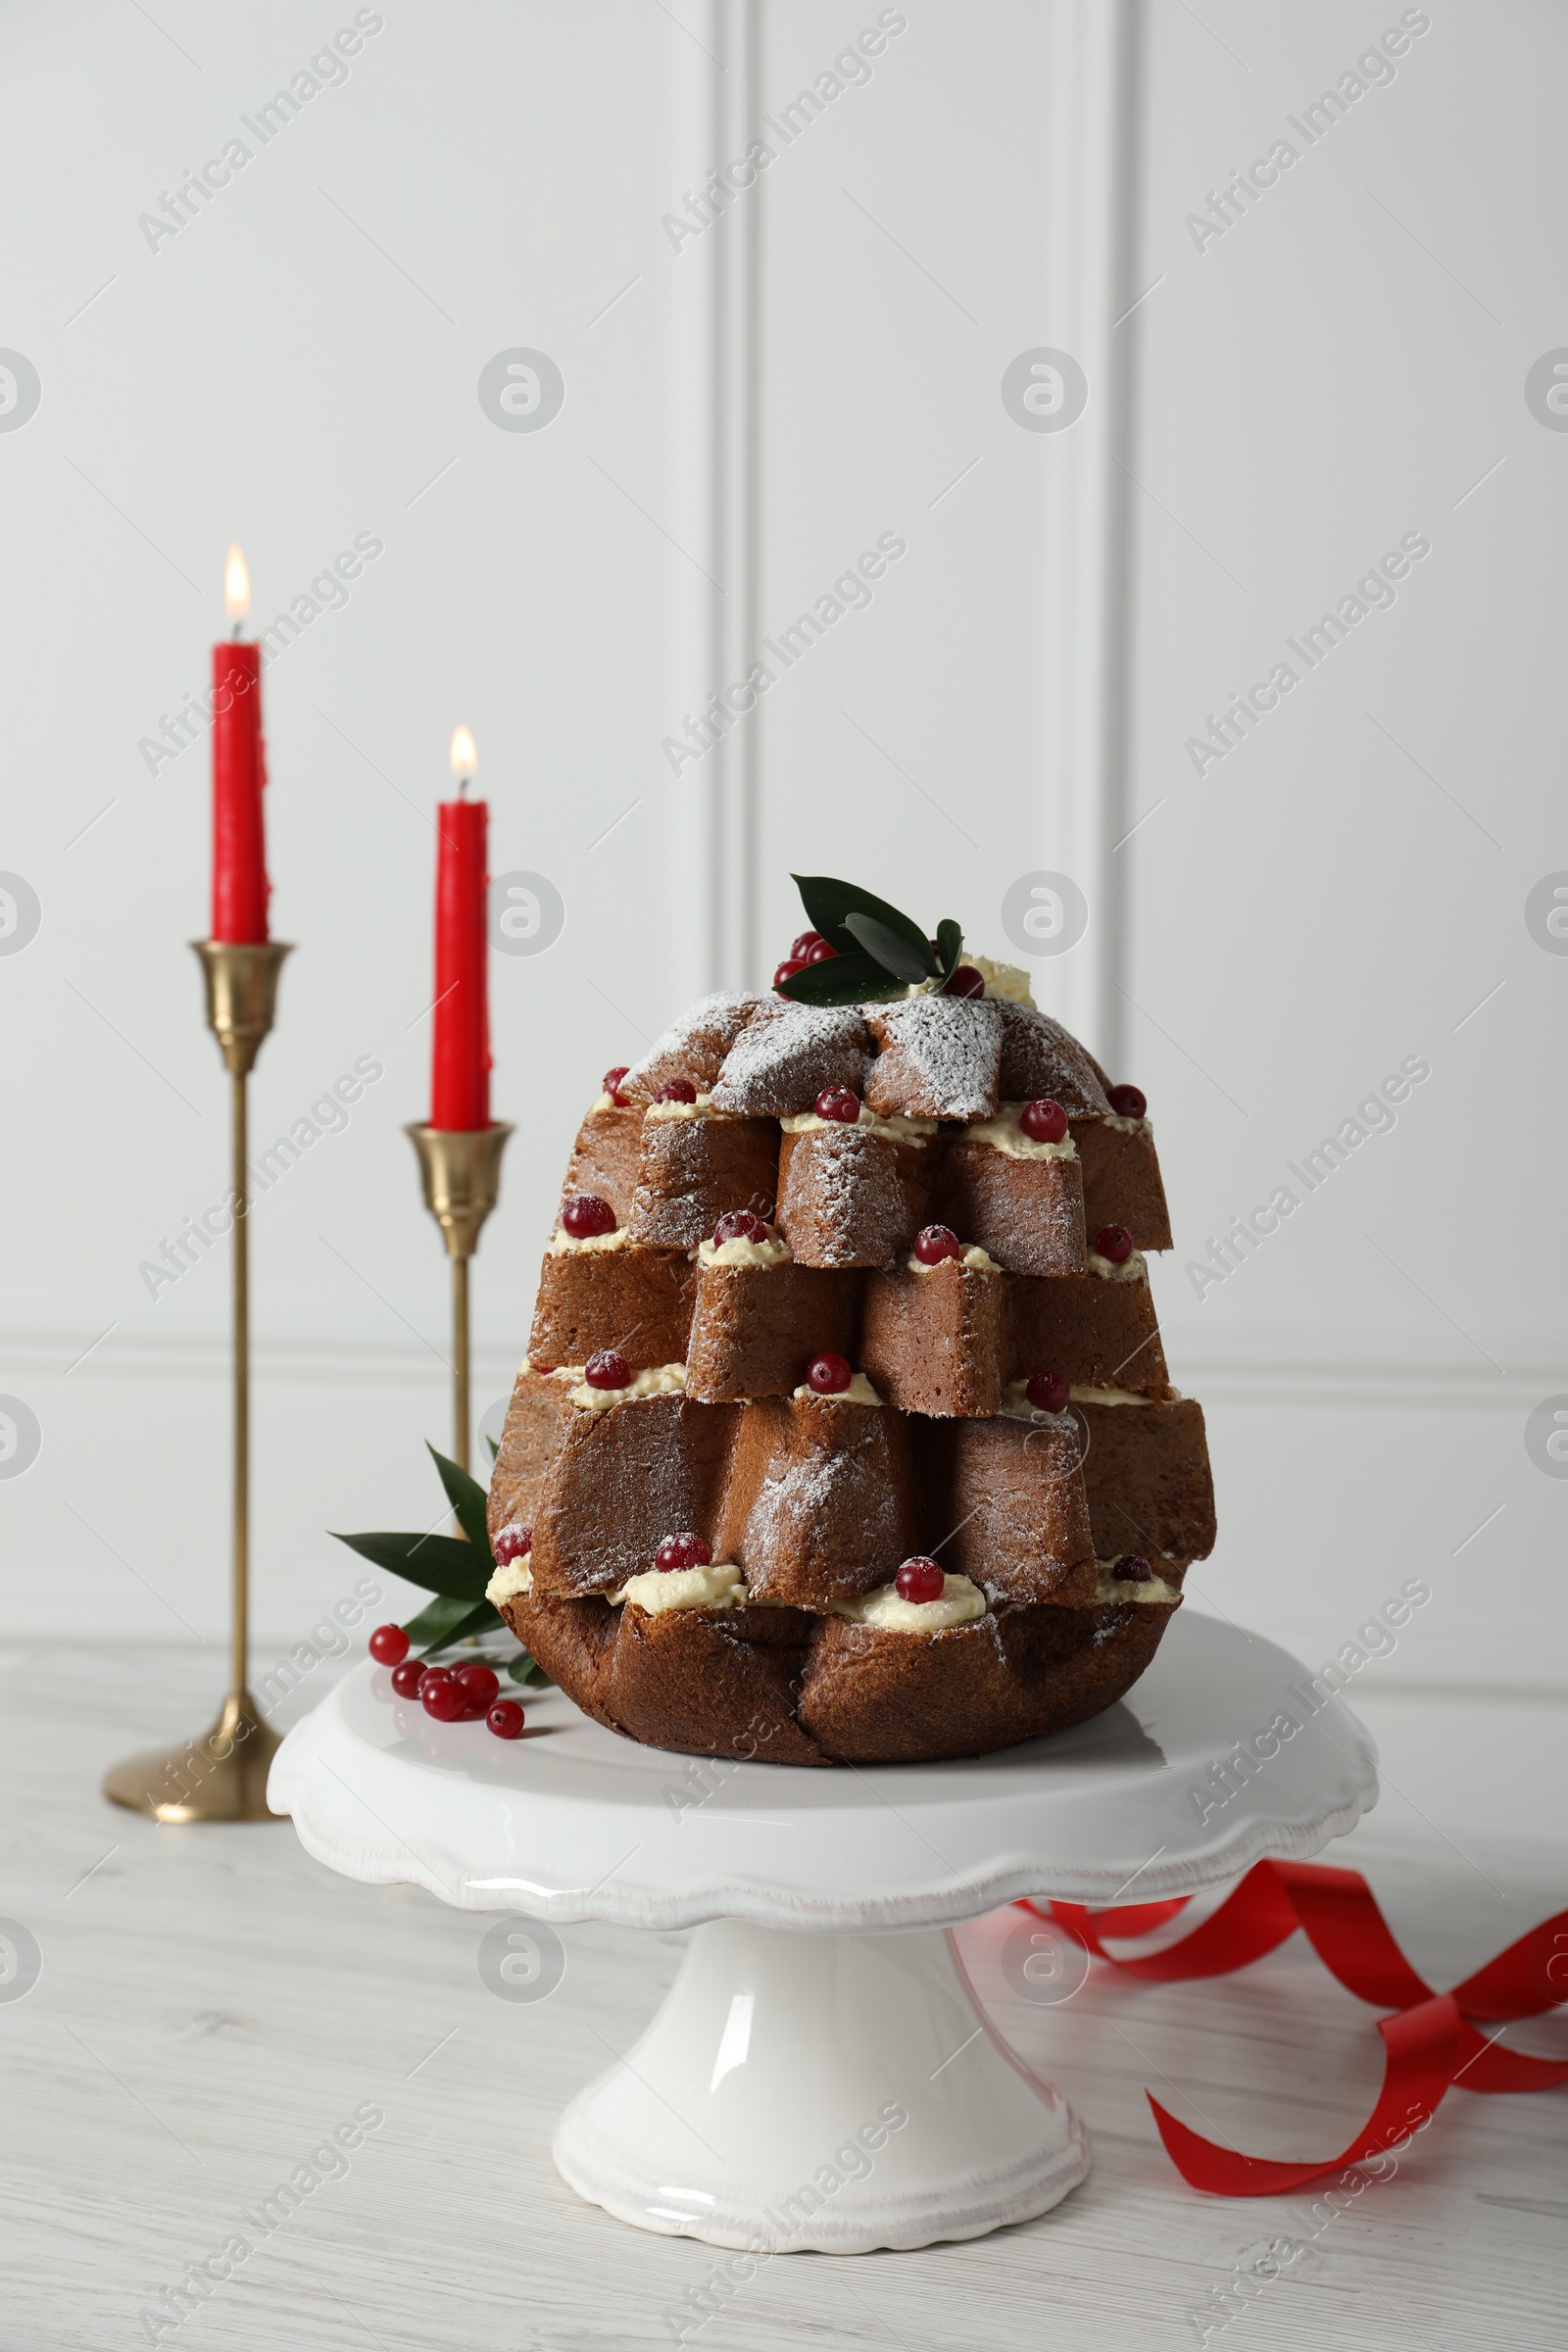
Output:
430,725,491,1131
211,544,270,943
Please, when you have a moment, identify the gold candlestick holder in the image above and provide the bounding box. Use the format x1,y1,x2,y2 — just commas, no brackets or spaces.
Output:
406,1123,513,1473
103,940,292,1823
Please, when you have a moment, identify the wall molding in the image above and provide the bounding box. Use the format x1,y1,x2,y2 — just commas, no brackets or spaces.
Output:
678,0,763,1002
9,1328,1558,1411
672,0,1148,1026
1037,0,1146,1071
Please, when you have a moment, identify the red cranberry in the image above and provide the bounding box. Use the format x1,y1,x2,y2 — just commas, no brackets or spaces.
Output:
584,1349,631,1391
790,929,825,958
602,1064,631,1105
1116,1554,1152,1583
805,938,837,963
712,1210,769,1248
1107,1083,1147,1120
368,1623,409,1666
487,1699,525,1740
945,965,985,999
895,1557,946,1603
493,1524,532,1567
562,1194,617,1239
390,1657,423,1698
657,1077,698,1103
814,1086,860,1124
656,1532,711,1572
1019,1098,1067,1145
773,958,806,989
420,1670,467,1723
1094,1223,1134,1266
913,1224,963,1266
807,1351,853,1396
454,1662,500,1715
1025,1371,1070,1415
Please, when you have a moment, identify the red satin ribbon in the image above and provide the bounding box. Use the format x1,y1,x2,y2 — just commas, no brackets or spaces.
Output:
1021,1860,1568,2192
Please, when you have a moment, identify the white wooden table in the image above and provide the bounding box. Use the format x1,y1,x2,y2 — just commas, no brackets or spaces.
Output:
4,1645,1564,2350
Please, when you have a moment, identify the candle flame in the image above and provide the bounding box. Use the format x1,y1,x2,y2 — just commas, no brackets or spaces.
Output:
224,544,251,622
449,724,478,781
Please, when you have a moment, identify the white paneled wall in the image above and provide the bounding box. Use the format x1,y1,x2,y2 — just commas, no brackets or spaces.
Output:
3,2,1563,1705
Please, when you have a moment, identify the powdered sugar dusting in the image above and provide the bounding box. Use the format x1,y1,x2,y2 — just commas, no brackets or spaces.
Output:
737,1422,904,1597
710,1002,870,1115
776,1124,907,1267
865,998,1002,1119
621,991,765,1102
995,1002,1109,1115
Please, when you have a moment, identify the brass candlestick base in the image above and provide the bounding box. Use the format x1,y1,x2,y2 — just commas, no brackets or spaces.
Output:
104,939,293,1824
407,1123,513,1473
101,1691,284,1824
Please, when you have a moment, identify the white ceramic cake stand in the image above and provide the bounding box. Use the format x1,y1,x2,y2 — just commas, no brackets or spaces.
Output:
270,1611,1376,2254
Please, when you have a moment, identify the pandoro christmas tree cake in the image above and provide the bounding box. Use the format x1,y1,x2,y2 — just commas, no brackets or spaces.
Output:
483,875,1215,1765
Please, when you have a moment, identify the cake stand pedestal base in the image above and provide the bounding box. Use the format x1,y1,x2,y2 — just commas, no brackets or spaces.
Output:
554,1917,1087,2253
270,1613,1378,2255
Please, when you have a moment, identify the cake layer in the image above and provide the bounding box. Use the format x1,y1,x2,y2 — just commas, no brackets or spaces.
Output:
624,993,1012,1123
498,1583,1178,1766
912,1413,1096,1603
774,1123,923,1268
563,1102,643,1227
1008,1268,1171,1396
1076,1395,1215,1569
859,1261,1007,1418
864,996,1004,1120
562,1095,1116,1278
628,1110,779,1249
619,990,761,1103
1071,1115,1173,1252
530,1244,696,1375
529,1240,1172,1408
713,1395,918,1604
488,1361,1183,1614
685,1260,860,1401
995,1002,1111,1115
493,1380,740,1598
935,1130,1085,1278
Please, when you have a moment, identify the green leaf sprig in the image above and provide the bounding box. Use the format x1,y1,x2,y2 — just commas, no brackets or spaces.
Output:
330,1442,551,1684
777,875,963,1004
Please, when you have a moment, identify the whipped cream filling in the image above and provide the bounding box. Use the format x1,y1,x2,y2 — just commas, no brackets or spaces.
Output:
589,1091,624,1114
964,1104,1077,1162
612,1560,745,1613
832,1572,987,1633
792,1372,883,1407
899,956,1035,1007
907,1245,1001,1274
566,1362,687,1411
1086,1247,1148,1283
968,955,1036,1007
781,1107,938,1145
485,1557,533,1604
696,1232,793,1269
1071,1382,1179,1407
1102,1112,1152,1138
549,1224,628,1254
644,1092,713,1123
1095,1559,1178,1605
